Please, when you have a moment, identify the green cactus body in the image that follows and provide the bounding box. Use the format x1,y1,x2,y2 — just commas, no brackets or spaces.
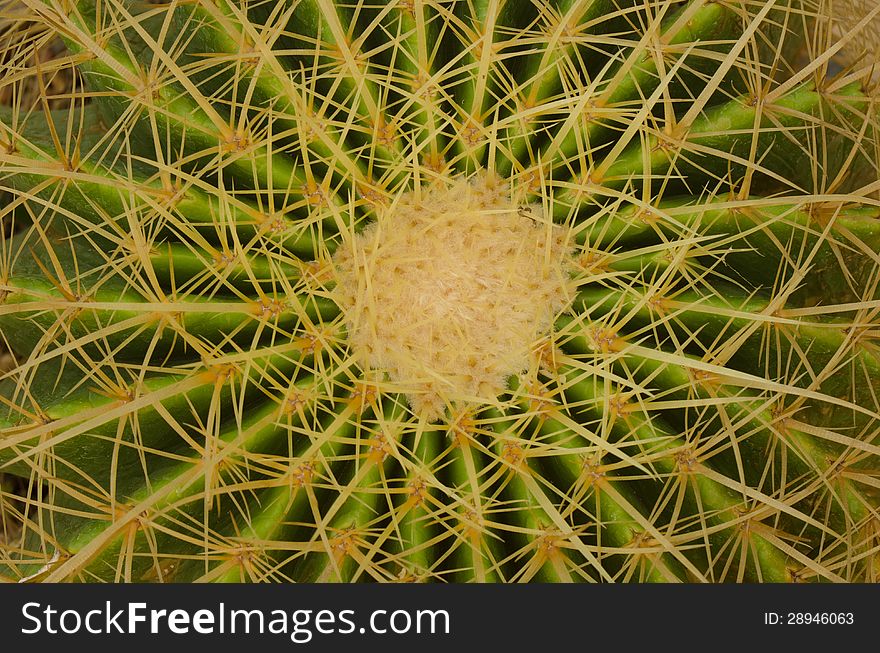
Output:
0,0,878,582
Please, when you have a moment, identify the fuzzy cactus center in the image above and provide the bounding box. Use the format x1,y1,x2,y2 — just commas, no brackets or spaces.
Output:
332,174,573,420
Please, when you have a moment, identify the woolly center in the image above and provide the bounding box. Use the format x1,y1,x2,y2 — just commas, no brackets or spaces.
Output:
332,174,572,420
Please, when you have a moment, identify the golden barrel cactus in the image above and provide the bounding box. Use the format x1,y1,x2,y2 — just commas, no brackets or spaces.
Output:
0,0,878,582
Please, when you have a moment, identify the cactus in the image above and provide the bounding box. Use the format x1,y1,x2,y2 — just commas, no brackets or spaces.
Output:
0,0,878,583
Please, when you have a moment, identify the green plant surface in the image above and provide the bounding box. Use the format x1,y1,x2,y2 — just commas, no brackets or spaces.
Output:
0,0,878,583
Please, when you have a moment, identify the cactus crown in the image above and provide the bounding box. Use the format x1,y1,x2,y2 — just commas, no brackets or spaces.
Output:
332,173,573,420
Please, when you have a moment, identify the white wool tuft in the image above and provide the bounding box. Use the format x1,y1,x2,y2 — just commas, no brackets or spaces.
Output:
333,174,574,420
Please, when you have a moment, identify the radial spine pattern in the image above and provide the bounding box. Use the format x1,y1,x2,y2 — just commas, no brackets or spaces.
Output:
0,0,878,583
